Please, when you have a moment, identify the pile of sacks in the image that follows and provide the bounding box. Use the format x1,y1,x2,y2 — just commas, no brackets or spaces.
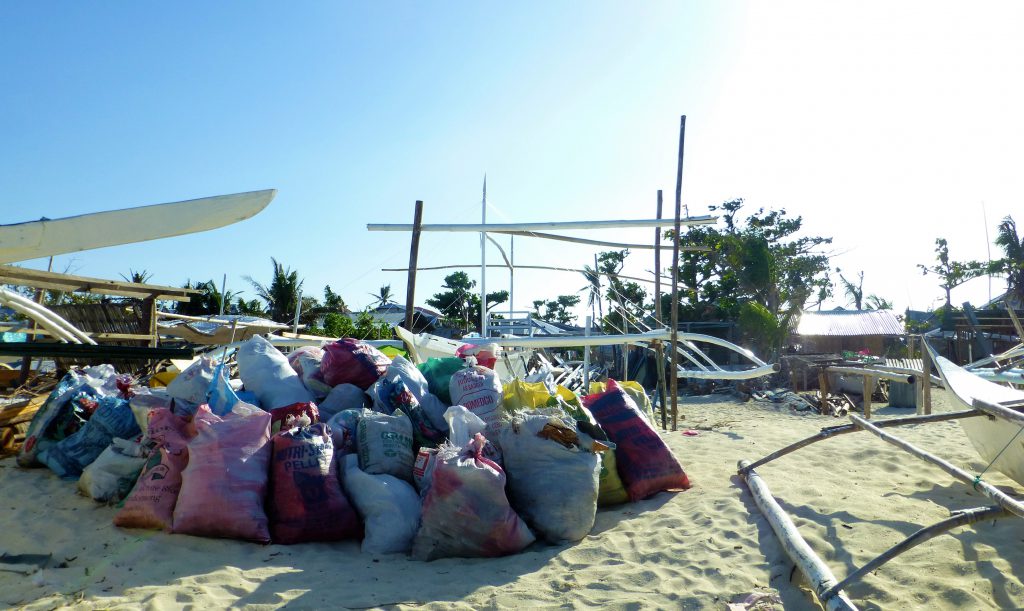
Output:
17,336,690,559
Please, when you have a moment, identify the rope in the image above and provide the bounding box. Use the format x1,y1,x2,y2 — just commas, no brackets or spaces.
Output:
974,423,1024,488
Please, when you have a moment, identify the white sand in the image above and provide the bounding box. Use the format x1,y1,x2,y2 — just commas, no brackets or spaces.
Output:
2,391,1023,610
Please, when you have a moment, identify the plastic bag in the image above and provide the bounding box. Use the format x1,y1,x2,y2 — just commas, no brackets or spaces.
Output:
357,409,414,482
77,439,147,503
326,408,367,456
417,358,465,405
498,413,601,543
368,355,449,431
288,346,332,399
341,454,420,554
166,356,218,405
582,379,690,501
40,394,140,479
318,339,391,390
128,391,172,435
449,365,503,438
370,376,445,449
172,405,273,543
412,434,535,560
237,335,314,410
268,423,360,544
18,371,91,467
318,384,369,420
115,407,204,531
269,402,320,435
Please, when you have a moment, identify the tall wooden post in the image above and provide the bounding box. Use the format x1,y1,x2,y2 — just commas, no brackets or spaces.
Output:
862,375,873,419
670,115,686,431
921,335,932,415
404,201,424,330
654,189,669,429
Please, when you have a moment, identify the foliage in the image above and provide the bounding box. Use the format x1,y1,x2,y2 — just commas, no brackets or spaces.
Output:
322,285,348,312
836,268,864,310
176,279,240,316
234,298,266,317
426,272,506,331
120,269,153,284
738,301,789,361
667,199,832,354
532,294,580,325
369,285,396,308
917,238,989,311
596,250,649,332
993,216,1024,307
245,258,304,323
307,310,392,340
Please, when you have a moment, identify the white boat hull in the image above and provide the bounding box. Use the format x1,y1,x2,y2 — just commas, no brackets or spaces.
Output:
0,189,276,264
930,349,1024,486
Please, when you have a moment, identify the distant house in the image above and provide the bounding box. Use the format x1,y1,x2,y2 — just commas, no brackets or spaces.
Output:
793,308,904,355
348,303,441,333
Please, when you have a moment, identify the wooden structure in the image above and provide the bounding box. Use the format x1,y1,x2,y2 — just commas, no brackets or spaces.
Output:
0,265,198,370
793,309,904,356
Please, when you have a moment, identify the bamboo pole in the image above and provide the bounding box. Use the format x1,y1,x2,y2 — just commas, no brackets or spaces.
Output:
669,116,685,431
654,189,669,430
404,201,424,330
738,460,858,611
849,414,1024,518
738,410,982,474
822,505,1009,601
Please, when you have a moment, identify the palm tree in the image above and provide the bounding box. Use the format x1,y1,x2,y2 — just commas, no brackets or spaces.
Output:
994,216,1024,308
245,258,304,323
837,268,864,310
120,269,153,284
579,265,603,327
369,284,395,309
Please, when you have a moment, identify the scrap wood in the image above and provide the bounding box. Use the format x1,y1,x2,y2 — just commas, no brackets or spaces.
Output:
0,394,47,427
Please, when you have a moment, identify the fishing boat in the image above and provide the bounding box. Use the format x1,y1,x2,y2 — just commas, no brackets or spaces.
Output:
927,343,1024,486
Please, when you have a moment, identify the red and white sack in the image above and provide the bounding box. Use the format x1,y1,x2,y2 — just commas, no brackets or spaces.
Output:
114,407,212,531
268,423,361,544
449,365,503,437
172,404,273,543
412,434,535,560
318,339,391,390
287,346,332,399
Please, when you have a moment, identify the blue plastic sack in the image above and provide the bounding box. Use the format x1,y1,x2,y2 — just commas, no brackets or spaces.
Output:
40,394,140,478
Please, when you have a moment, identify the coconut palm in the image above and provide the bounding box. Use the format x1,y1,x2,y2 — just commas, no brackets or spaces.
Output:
245,258,304,323
369,284,396,309
994,216,1024,308
837,268,864,310
578,265,603,328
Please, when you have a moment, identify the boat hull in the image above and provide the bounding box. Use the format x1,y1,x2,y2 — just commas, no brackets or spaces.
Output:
930,349,1024,486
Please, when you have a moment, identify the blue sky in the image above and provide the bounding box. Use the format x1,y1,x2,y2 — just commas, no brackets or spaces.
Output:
3,2,1022,321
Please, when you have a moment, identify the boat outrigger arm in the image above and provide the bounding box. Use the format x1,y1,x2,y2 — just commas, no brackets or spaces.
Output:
459,329,779,381
0,189,276,264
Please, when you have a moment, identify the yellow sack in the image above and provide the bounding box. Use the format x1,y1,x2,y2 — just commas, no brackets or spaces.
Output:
502,380,552,411
598,449,629,506
588,380,655,424
148,371,178,388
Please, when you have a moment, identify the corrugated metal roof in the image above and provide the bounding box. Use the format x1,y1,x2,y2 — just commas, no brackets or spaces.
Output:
795,309,904,336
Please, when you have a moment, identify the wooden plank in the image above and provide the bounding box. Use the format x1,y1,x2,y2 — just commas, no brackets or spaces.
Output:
863,375,873,419
0,265,197,301
922,338,932,414
0,327,157,341
0,395,47,426
404,200,424,330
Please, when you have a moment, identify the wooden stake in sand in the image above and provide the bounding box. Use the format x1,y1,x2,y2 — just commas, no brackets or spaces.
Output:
669,116,685,431
404,200,424,330
654,189,669,430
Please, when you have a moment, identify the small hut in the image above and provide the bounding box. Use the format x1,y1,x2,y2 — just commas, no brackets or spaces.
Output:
793,309,904,356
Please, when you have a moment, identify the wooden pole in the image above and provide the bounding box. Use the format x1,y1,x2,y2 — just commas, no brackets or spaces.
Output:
654,190,669,430
921,335,932,415
862,375,873,419
404,201,424,330
669,116,686,431
819,369,830,403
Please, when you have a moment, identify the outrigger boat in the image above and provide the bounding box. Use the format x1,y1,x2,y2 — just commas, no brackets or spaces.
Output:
737,340,1024,610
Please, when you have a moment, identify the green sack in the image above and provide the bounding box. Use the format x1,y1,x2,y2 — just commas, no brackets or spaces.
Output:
598,450,629,506
417,357,465,405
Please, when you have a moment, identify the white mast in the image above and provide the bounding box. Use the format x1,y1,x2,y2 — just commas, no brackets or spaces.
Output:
480,176,487,337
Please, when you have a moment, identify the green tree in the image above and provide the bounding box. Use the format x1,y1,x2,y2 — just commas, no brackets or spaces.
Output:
175,280,240,316
578,265,604,325
917,238,988,311
235,297,266,317
837,268,864,310
668,199,833,353
427,272,477,330
245,258,304,323
532,294,580,325
369,285,396,308
322,285,348,312
993,216,1024,307
596,250,649,333
866,295,893,310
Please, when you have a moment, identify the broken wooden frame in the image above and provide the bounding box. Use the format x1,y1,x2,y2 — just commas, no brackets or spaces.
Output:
738,408,1024,610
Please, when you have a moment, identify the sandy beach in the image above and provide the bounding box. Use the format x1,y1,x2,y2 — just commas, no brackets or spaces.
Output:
2,389,1023,610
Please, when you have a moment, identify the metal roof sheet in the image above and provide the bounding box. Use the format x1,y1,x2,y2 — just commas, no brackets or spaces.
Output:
795,309,904,336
